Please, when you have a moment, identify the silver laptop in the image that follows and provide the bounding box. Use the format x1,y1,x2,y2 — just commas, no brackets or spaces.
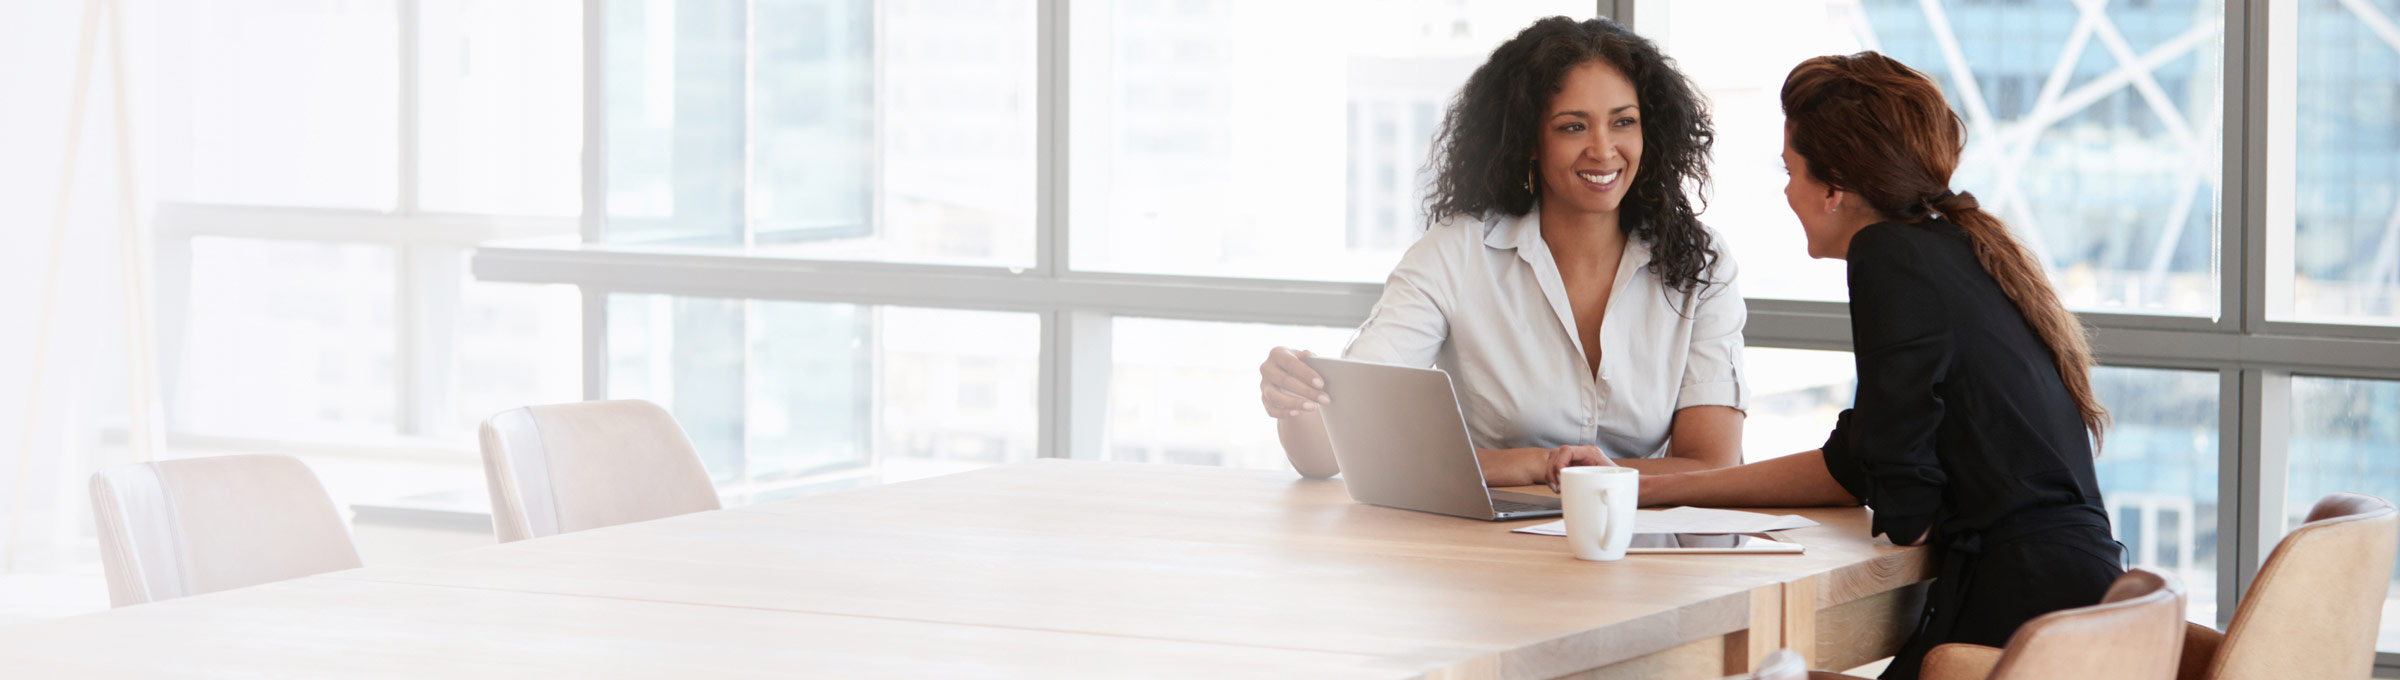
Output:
1303,355,1562,521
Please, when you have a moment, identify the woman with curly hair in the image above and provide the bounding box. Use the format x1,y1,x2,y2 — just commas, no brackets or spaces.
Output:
1258,16,1748,487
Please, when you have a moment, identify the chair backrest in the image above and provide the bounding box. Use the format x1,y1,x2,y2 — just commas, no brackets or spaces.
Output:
1985,567,2186,680
2202,492,2399,680
479,399,721,542
1720,649,1806,680
89,454,363,607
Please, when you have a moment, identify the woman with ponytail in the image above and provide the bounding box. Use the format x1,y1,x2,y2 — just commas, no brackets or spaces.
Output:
1552,52,2119,679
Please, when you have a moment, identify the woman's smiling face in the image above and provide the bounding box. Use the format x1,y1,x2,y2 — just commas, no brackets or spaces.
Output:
1536,61,1644,218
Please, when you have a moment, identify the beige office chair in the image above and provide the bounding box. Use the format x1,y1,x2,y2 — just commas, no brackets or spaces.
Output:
89,454,364,607
1722,649,1806,680
1913,567,2186,680
479,399,721,542
2175,492,2397,680
1809,568,2186,680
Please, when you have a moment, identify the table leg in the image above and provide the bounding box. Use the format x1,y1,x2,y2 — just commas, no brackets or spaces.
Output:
1811,581,1930,673
1723,582,1787,674
1783,575,1818,668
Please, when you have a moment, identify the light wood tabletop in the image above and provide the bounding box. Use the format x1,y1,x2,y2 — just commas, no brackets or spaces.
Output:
0,460,1933,678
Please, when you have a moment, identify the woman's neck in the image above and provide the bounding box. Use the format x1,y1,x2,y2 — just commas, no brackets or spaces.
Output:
1823,212,1883,260
1537,196,1627,258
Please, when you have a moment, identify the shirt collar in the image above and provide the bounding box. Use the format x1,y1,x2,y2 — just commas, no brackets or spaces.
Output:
1621,229,1655,274
1482,208,1544,252
1482,207,1657,275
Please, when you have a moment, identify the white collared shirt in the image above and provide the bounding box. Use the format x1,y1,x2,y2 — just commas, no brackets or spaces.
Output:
1341,209,1748,458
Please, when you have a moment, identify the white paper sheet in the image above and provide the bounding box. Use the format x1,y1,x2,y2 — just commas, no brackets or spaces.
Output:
1511,506,1821,537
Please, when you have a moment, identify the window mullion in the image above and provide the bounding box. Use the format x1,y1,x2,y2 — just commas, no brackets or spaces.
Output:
394,0,422,437
580,0,608,244
1041,310,1112,461
2222,0,2251,332
2213,367,2243,630
399,245,464,438
578,0,608,407
397,0,419,216
1036,0,1068,277
2233,368,2292,606
581,287,610,402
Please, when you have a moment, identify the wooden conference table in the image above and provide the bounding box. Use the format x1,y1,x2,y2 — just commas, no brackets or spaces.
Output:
0,460,1933,678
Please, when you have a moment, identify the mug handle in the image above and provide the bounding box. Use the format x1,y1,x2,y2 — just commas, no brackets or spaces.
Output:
1593,488,1612,543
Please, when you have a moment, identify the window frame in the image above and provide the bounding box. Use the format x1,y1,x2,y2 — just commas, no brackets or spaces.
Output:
460,0,2400,667
153,0,582,454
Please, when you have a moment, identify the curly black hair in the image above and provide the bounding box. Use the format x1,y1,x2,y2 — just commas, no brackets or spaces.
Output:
1424,16,1720,295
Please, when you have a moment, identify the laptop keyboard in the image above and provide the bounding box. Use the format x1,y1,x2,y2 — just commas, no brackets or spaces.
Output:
1492,499,1555,514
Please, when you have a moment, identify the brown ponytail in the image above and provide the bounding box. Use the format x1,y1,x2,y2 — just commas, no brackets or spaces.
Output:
1781,53,2109,447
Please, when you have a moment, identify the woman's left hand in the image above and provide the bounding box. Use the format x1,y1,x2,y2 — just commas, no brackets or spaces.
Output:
1546,445,1616,492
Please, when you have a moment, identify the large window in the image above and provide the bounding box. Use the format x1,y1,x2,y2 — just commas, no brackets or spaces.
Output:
418,0,583,216
0,0,584,591
2287,376,2400,652
534,0,1595,486
602,0,1038,264
1066,0,1595,282
2091,366,2222,626
2272,0,2400,325
608,296,1039,499
156,1,399,210
153,0,585,450
1106,318,1353,469
1641,0,2224,315
1739,347,1854,460
173,238,399,440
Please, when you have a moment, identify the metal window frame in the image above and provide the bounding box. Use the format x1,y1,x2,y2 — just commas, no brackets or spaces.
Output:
579,0,612,401
506,0,2400,666
151,204,574,445
151,0,583,444
152,0,593,448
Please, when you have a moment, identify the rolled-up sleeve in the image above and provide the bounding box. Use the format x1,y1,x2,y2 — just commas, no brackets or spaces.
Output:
1342,232,1452,367
1819,408,1870,498
1831,227,1952,543
1675,249,1748,412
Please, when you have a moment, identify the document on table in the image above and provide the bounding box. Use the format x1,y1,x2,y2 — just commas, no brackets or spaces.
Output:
1512,506,1821,537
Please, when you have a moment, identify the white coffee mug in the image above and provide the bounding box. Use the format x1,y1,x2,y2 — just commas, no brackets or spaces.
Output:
1561,466,1639,561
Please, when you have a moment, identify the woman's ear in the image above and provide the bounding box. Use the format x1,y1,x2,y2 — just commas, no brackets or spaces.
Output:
1822,187,1847,216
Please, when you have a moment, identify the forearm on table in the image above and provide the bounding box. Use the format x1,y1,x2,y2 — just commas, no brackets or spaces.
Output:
1641,449,1860,508
1278,414,1339,479
1474,448,1550,487
1608,456,1718,475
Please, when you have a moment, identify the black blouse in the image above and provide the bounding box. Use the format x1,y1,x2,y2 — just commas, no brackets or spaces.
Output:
1818,220,2108,544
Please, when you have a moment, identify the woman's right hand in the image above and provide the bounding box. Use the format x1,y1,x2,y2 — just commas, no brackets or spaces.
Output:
1545,445,1617,492
1259,347,1331,419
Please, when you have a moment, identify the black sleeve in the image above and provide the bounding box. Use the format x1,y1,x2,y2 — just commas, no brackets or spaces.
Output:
1819,408,1870,499
1828,226,1952,543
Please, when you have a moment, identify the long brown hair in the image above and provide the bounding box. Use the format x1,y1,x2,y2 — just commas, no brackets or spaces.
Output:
1780,52,2108,446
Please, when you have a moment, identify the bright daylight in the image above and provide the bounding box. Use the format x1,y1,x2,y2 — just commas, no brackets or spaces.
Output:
0,0,2395,678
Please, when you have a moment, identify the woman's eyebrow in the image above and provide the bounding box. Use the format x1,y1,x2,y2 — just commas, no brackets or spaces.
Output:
1550,104,1636,121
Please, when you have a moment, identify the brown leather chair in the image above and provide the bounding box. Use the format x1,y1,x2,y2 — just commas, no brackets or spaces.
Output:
1813,567,2187,680
479,399,722,542
89,454,364,607
2176,492,2397,680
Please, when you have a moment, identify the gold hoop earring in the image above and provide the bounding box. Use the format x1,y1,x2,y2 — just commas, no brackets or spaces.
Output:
1525,168,1537,194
